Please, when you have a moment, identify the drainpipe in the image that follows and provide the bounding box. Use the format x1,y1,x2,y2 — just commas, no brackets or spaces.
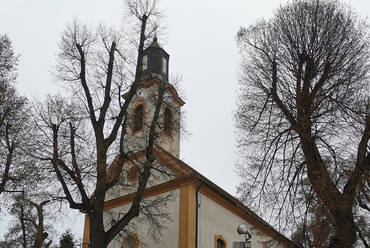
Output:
195,180,203,248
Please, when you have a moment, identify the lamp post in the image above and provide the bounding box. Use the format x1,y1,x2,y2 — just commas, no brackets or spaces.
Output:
237,223,252,248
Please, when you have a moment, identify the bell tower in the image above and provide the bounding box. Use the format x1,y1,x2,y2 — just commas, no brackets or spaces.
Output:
122,37,184,158
141,37,170,82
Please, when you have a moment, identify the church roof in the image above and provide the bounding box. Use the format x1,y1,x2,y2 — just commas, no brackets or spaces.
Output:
148,36,161,48
148,145,298,248
105,144,298,248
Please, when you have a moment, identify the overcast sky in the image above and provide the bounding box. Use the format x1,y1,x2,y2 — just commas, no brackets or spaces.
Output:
1,0,370,241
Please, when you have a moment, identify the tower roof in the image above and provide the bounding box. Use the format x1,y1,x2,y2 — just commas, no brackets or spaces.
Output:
142,37,169,82
149,36,161,48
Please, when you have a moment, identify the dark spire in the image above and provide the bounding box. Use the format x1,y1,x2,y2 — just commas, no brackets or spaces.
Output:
141,37,169,82
149,36,160,48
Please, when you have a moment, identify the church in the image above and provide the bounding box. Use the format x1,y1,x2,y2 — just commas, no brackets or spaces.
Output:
82,38,298,248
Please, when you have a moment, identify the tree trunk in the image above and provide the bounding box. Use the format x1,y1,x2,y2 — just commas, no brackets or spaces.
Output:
89,138,108,248
300,132,357,247
328,209,357,248
89,210,106,248
20,203,27,248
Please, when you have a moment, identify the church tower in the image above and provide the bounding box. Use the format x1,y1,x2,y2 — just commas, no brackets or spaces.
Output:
88,37,294,248
122,37,184,158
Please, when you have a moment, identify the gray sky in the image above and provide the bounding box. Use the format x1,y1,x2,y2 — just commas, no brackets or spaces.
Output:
1,0,370,241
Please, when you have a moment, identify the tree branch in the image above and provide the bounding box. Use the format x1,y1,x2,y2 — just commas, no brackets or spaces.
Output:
76,43,97,125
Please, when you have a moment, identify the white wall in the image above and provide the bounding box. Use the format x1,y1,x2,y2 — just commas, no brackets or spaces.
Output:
105,189,180,248
105,158,178,202
198,193,282,248
123,82,182,158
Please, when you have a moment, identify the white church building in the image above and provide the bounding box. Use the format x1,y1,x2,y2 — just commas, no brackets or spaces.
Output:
82,38,298,248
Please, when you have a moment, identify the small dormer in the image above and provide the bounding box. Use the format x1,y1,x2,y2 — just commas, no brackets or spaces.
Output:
141,37,169,82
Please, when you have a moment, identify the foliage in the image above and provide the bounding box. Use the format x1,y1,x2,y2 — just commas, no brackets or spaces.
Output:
236,0,370,247
58,229,75,248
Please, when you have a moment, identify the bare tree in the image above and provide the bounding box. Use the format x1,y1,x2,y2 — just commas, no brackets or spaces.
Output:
235,0,370,247
0,34,18,87
0,34,30,196
31,1,180,247
0,193,54,248
0,34,59,248
291,201,335,248
0,85,29,196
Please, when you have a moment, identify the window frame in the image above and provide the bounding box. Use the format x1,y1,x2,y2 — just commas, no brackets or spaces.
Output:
131,100,146,135
215,235,227,248
163,106,173,136
121,233,139,248
128,164,142,182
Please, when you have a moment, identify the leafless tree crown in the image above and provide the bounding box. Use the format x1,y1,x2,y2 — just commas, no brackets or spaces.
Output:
236,0,370,247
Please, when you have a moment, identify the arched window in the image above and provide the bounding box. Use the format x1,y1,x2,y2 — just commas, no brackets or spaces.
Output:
128,165,141,182
214,235,227,248
121,233,138,248
133,104,144,133
217,239,225,248
164,107,172,135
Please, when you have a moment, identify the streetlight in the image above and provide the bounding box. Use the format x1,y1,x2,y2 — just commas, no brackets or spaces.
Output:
237,223,252,248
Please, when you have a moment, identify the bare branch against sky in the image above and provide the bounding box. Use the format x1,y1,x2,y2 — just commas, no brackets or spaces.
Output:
1,0,369,240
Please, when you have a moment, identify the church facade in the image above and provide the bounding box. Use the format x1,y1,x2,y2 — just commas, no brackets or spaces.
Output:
82,38,297,248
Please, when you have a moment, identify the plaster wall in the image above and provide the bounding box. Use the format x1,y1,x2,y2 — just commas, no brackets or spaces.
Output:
105,188,180,248
198,193,283,248
123,83,181,158
105,159,177,201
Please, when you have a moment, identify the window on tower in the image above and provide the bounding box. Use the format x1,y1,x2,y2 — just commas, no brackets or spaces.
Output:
164,107,172,135
142,54,148,71
133,104,144,133
162,57,167,74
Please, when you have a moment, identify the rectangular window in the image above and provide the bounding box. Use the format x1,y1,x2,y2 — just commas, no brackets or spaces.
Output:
162,57,167,74
233,242,245,248
142,55,148,71
233,242,251,248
